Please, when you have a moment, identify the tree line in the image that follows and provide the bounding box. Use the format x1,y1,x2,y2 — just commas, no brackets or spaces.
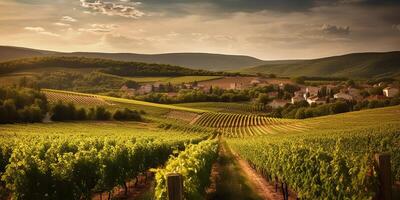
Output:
0,87,142,124
0,56,230,76
267,97,400,119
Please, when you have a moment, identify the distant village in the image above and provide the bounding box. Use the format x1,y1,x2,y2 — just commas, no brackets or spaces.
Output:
119,76,400,109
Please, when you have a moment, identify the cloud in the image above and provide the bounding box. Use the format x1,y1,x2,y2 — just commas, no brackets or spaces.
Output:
61,16,77,22
53,22,71,27
321,24,350,35
78,24,118,33
80,0,144,18
24,26,59,37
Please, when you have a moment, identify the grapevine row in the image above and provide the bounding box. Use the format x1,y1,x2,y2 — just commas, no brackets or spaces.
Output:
193,112,307,137
0,134,206,200
227,123,400,199
154,140,219,200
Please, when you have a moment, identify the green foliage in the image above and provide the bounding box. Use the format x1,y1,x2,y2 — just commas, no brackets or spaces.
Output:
155,140,218,200
0,56,225,77
113,108,141,121
228,124,400,199
0,123,208,200
0,87,48,123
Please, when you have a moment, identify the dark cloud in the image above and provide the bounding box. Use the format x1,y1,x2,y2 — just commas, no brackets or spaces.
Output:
321,24,350,35
140,0,315,13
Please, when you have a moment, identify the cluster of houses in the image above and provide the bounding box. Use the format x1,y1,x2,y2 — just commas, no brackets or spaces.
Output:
266,83,400,109
289,85,399,106
120,77,400,109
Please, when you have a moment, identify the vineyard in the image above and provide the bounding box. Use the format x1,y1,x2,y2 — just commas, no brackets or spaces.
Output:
42,89,207,114
192,112,307,137
175,102,266,114
1,88,400,199
225,106,400,199
44,90,112,106
0,121,213,199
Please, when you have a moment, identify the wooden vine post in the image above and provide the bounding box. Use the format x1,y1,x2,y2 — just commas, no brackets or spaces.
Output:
374,153,392,200
167,173,183,200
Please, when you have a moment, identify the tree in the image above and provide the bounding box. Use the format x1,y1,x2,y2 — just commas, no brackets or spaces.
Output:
95,106,111,120
295,108,306,119
257,93,270,105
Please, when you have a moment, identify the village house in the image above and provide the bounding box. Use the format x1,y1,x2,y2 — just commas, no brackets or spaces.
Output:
291,95,304,104
120,85,136,97
268,99,290,108
303,86,319,99
383,87,399,97
137,84,153,95
334,92,353,101
306,95,326,105
230,82,243,90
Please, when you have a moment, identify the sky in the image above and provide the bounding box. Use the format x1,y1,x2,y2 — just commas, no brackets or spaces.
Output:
0,0,399,60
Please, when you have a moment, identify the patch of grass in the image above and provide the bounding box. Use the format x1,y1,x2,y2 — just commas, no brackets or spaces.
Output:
208,142,262,200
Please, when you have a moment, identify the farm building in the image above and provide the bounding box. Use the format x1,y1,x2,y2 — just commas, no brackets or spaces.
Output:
268,99,290,108
334,92,353,100
137,84,153,95
306,95,326,105
306,87,320,96
383,87,399,97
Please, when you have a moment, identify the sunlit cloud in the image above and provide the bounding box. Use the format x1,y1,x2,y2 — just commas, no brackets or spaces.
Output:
321,24,350,35
79,0,144,19
78,24,118,33
61,16,77,22
53,22,71,27
24,27,60,37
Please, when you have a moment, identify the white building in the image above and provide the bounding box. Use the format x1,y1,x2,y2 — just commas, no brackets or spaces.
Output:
334,92,353,101
306,96,326,105
230,83,243,90
383,87,399,97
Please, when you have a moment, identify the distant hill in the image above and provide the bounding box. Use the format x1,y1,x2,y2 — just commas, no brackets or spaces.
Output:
0,46,265,71
239,52,400,79
0,56,226,77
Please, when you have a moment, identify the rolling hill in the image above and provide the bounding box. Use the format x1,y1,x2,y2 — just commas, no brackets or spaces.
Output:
239,51,400,79
0,45,265,71
0,56,225,77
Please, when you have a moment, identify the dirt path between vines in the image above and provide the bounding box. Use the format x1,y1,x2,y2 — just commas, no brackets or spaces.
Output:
230,147,296,200
92,173,154,200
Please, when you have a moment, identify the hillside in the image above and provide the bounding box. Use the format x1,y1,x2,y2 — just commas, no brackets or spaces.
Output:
240,51,400,79
0,45,265,71
0,56,224,77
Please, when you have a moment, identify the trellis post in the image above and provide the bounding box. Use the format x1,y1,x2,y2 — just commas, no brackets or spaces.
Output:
375,153,392,200
167,173,183,200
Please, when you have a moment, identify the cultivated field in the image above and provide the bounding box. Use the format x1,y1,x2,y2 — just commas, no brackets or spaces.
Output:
43,89,208,114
